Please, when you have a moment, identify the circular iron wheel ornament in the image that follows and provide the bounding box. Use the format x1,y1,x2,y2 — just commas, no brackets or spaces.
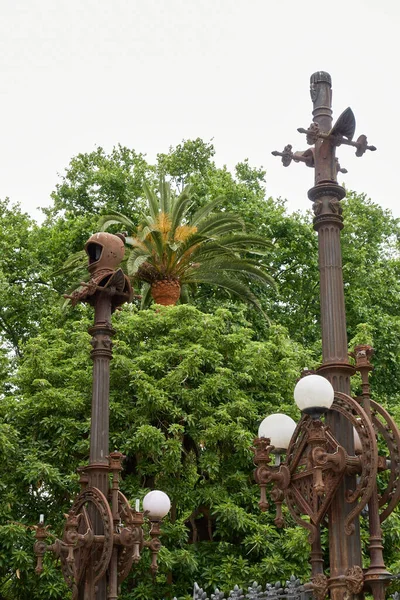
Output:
60,486,114,593
370,399,400,522
332,392,378,534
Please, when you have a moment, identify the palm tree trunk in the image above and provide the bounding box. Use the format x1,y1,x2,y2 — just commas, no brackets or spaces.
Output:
151,279,181,306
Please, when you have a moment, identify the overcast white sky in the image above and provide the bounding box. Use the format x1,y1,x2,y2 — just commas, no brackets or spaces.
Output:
0,0,398,221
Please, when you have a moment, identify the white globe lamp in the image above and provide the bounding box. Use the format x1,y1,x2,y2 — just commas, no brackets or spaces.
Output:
294,374,334,418
143,490,171,520
258,413,297,453
353,427,362,454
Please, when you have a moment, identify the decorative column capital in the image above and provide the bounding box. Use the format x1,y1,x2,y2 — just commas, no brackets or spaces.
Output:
89,323,115,360
353,345,374,371
308,183,346,229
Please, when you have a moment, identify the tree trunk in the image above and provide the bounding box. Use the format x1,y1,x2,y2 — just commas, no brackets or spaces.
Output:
151,279,181,306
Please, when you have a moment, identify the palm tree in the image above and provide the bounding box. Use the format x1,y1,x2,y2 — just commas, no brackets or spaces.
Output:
97,179,275,309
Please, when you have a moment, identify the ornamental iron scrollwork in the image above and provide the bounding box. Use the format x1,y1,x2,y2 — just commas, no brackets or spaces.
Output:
116,490,138,585
331,392,378,534
344,565,364,596
34,456,167,595
283,416,346,543
369,399,400,522
254,391,378,543
68,486,114,590
309,574,328,600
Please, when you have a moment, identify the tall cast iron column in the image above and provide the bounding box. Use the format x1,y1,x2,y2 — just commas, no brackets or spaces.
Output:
78,233,130,600
34,232,171,600
308,72,361,600
82,292,115,599
271,71,376,599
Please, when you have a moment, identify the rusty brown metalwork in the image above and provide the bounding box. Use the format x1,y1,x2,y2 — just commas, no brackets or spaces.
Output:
253,389,378,536
34,233,167,599
253,345,400,600
64,232,133,311
354,346,394,600
257,72,400,600
308,574,329,600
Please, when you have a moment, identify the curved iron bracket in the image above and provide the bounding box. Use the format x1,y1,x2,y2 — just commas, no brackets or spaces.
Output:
332,392,378,534
370,400,400,522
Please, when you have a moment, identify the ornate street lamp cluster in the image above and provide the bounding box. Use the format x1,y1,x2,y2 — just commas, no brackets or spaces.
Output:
32,71,396,600
34,233,171,599
253,359,400,600
253,71,399,600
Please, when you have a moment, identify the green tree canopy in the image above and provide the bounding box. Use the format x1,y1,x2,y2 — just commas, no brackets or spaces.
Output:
0,304,312,599
1,139,400,599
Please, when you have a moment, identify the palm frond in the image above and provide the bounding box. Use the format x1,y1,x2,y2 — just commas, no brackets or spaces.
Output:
98,210,136,231
174,245,237,275
143,181,160,220
126,250,150,276
140,282,152,309
159,177,171,214
169,233,208,267
196,213,244,236
214,233,273,251
137,220,154,238
148,229,165,262
187,235,273,263
54,250,86,275
190,195,225,226
185,272,263,310
170,185,193,236
192,259,276,288
128,238,149,252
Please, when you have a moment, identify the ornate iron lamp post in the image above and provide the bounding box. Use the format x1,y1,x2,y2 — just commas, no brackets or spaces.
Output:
253,72,400,600
34,232,171,599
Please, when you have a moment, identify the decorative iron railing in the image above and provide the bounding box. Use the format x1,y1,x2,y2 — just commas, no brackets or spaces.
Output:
171,576,313,600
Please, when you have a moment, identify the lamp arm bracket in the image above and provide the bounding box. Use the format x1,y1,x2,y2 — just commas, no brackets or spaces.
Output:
312,445,347,473
344,454,362,476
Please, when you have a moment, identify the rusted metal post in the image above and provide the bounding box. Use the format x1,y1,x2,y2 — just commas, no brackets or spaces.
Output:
270,72,376,600
80,291,114,599
308,71,362,600
310,530,324,578
354,346,389,600
89,294,114,483
34,233,170,599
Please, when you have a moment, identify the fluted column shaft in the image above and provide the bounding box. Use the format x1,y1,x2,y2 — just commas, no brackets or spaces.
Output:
88,293,114,494
310,72,361,600
80,292,114,600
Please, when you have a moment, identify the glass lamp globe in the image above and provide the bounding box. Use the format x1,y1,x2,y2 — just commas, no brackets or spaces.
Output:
258,413,297,453
294,374,334,417
353,427,362,454
143,490,171,520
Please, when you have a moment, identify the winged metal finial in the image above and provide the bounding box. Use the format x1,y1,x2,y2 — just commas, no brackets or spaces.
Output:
330,107,356,141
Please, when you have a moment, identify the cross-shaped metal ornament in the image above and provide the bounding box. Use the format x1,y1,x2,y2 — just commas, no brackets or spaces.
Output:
272,71,376,188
